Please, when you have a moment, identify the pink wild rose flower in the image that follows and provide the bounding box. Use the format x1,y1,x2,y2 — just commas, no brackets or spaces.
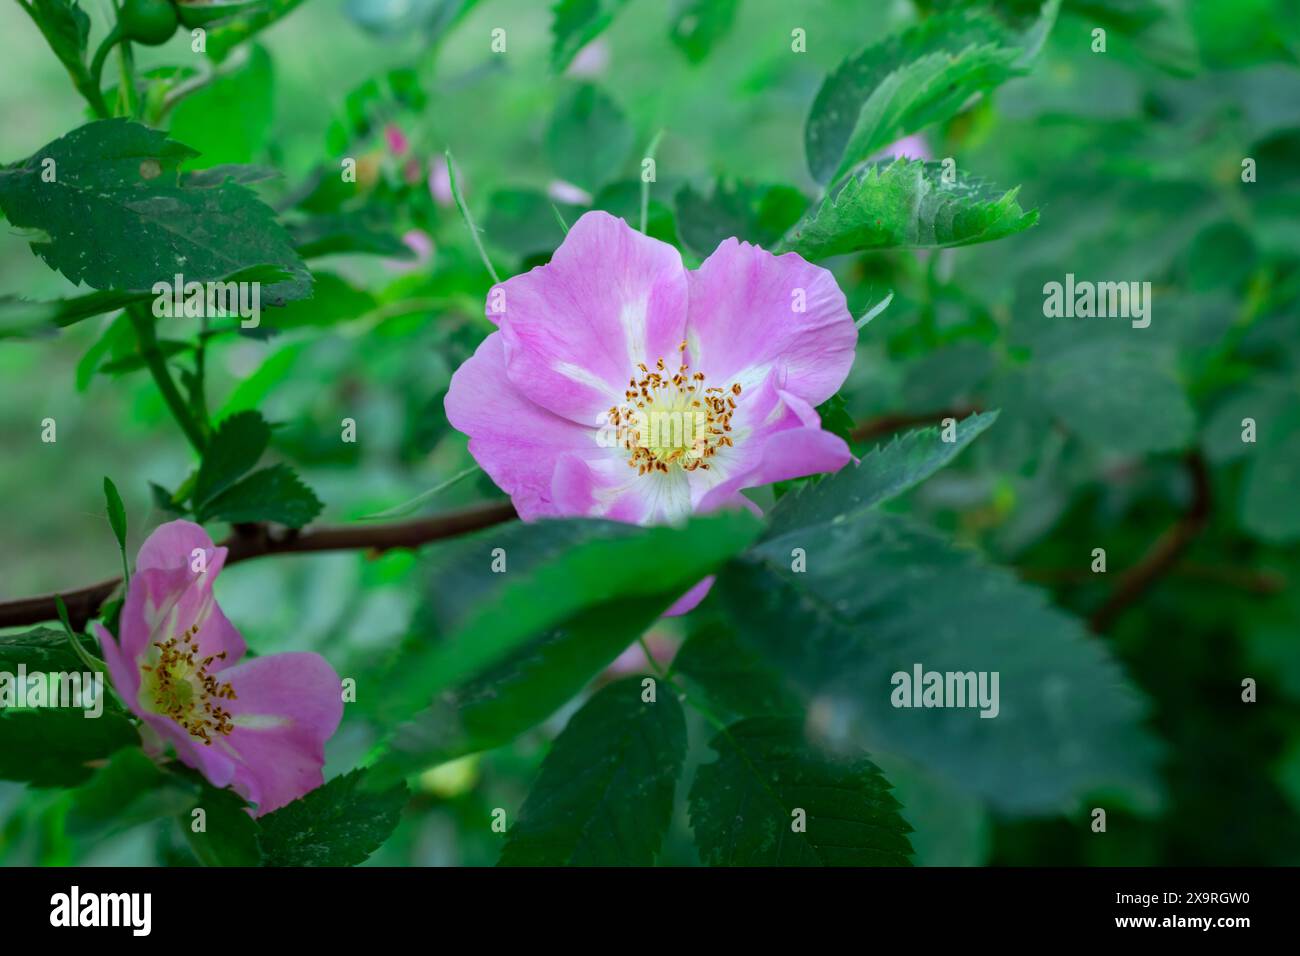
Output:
92,521,344,815
445,211,856,611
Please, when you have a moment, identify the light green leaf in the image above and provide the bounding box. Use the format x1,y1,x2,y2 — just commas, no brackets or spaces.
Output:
551,0,632,72
499,678,686,865
778,160,1037,258
546,83,633,192
668,0,738,63
805,11,1023,184
689,716,914,865
169,44,275,168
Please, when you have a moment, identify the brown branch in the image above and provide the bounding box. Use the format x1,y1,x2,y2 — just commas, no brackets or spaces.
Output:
1089,451,1212,632
0,500,518,631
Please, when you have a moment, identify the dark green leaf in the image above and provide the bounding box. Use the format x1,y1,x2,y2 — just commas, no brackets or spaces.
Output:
197,463,323,528
184,782,263,866
1034,341,1194,454
103,476,128,567
257,769,407,866
0,627,100,673
718,513,1162,812
288,212,412,259
0,120,309,303
673,619,802,721
0,709,137,787
765,411,998,542
368,512,761,785
689,716,914,865
193,409,271,507
499,678,686,865
675,178,807,258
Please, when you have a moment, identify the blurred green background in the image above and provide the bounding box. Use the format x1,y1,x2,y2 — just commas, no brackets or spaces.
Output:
1,0,1298,865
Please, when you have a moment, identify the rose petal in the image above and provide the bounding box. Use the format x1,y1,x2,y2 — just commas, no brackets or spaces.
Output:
685,238,856,406
492,211,689,424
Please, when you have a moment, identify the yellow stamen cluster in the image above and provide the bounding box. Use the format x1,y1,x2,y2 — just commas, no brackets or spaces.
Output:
607,341,740,475
140,623,236,746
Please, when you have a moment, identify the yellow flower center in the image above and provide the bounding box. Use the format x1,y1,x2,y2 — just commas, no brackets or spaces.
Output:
140,624,236,746
608,341,740,476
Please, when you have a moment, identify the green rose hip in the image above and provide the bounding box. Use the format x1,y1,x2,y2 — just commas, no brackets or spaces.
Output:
118,0,179,46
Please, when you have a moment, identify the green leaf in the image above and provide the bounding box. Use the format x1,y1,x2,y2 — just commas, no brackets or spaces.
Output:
256,769,407,866
193,409,271,507
668,0,738,63
1034,341,1195,454
805,10,1025,184
168,44,275,168
716,513,1162,813
261,275,374,331
673,619,802,721
689,716,914,865
378,617,658,771
197,463,323,528
19,0,96,109
287,212,411,260
1241,402,1300,542
814,392,857,446
545,83,633,192
0,709,137,787
764,411,998,542
675,178,807,258
0,290,149,339
67,749,195,839
377,512,761,723
551,0,632,72
368,512,761,784
778,160,1037,259
0,627,101,673
205,0,309,62
499,678,686,865
484,189,585,258
103,476,129,578
183,781,263,866
0,120,309,303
